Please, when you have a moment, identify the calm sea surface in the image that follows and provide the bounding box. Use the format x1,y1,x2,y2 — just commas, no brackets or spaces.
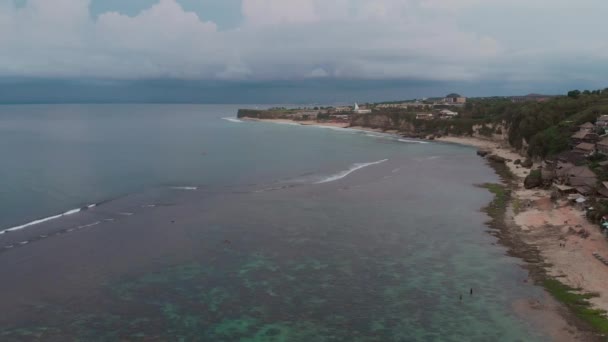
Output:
0,104,548,340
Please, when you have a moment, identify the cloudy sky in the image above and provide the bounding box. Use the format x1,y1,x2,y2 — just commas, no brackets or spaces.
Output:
0,0,606,102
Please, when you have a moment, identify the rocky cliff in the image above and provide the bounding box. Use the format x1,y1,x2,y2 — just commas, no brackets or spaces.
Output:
350,113,416,133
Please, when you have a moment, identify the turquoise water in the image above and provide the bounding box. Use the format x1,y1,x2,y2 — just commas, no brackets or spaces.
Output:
0,105,548,340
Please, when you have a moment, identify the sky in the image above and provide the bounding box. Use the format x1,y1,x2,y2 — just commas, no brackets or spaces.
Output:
1,0,607,103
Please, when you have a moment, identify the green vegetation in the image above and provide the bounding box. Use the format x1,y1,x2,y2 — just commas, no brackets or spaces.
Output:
355,88,608,158
462,89,608,157
479,183,510,220
238,89,608,161
543,278,608,334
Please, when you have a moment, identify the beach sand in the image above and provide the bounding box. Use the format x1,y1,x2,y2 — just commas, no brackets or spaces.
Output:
242,118,403,135
436,136,532,179
438,134,608,336
242,118,350,129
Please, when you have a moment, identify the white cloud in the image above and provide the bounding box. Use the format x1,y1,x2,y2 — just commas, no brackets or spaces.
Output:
242,0,319,26
0,0,605,84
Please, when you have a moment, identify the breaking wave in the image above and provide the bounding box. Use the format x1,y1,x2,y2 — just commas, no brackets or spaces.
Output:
315,159,388,184
171,186,198,191
222,117,243,123
398,139,429,144
0,204,97,235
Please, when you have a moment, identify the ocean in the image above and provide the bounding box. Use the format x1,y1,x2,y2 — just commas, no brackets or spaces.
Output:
0,104,549,340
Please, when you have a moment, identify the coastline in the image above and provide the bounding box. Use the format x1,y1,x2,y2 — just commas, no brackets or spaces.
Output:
241,117,401,135
438,135,608,339
245,118,608,339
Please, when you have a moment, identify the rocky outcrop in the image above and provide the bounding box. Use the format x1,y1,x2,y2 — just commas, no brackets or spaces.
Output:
524,171,542,189
350,113,416,133
477,150,491,157
487,155,507,163
522,159,533,168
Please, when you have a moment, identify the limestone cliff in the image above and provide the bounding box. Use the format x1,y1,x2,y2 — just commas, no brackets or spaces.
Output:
350,113,416,133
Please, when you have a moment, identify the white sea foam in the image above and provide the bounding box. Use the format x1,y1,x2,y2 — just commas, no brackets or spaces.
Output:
398,139,429,144
365,133,387,138
171,186,198,191
0,204,97,235
77,221,101,229
272,121,301,126
222,117,243,123
254,185,295,193
315,159,388,184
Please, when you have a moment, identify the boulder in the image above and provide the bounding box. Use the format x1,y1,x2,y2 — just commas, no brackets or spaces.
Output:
522,159,533,168
477,150,491,157
524,172,542,189
487,154,507,163
514,159,522,165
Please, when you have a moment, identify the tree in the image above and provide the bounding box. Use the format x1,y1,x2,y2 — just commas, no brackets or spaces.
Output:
568,90,581,98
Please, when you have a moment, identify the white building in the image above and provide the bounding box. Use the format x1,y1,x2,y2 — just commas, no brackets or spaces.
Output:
354,103,372,114
438,109,458,119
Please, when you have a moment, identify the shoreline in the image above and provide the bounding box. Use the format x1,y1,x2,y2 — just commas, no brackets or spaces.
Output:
240,117,402,135
438,135,608,339
244,118,608,339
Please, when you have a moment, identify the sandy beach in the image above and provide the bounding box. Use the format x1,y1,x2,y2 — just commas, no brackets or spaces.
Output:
438,135,608,335
241,118,403,135
436,136,533,179
241,117,350,129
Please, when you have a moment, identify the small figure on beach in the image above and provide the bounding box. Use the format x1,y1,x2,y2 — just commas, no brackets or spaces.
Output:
470,288,473,296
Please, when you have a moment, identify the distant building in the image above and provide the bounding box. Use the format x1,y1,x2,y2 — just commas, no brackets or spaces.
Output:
438,109,458,119
354,103,372,114
573,142,596,156
598,182,608,198
376,103,408,109
579,122,595,133
556,151,587,166
334,106,352,113
596,115,608,128
597,137,608,155
571,131,599,145
443,93,467,104
565,166,597,196
416,113,434,120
